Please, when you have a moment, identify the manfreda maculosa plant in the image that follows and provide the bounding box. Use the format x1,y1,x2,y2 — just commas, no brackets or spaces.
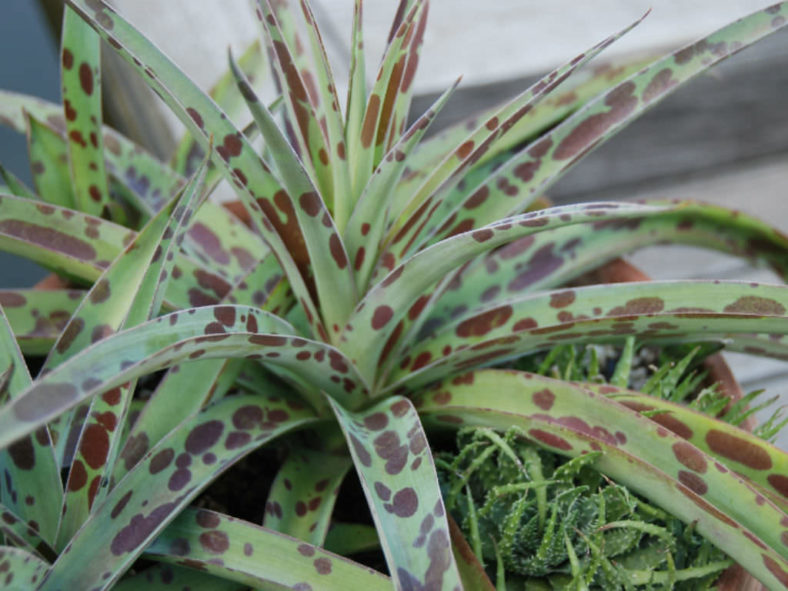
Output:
0,0,787,589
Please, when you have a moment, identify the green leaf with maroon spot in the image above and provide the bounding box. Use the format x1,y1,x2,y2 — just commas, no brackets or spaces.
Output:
602,389,788,512
228,49,358,335
25,114,76,209
380,16,643,271
340,200,674,384
402,56,649,195
55,161,209,547
344,0,366,178
38,392,318,591
0,308,61,547
0,304,368,448
61,7,111,218
0,289,83,356
345,80,459,291
114,562,244,591
330,395,463,591
717,333,788,362
65,0,342,342
170,40,267,177
422,4,788,248
113,358,244,482
144,506,391,590
0,192,237,311
427,199,788,332
347,1,426,201
392,280,788,391
1,89,269,285
0,501,56,562
414,369,788,588
263,448,351,544
0,546,50,589
255,0,331,197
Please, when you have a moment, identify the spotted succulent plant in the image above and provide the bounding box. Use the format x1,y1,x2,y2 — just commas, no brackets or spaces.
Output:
1,1,788,589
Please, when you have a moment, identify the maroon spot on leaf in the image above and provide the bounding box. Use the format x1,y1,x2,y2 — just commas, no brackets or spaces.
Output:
294,501,307,517
189,223,231,265
528,136,553,159
549,290,575,308
62,48,74,70
350,434,372,467
361,94,380,149
89,278,111,304
723,296,785,316
213,306,236,327
149,448,174,475
678,470,708,495
767,474,788,499
608,297,664,316
705,429,772,470
763,555,788,587
411,352,432,371
364,412,389,431
110,503,178,556
528,428,572,450
643,68,678,103
385,487,419,518
672,441,707,473
297,543,316,557
456,141,474,159
79,63,94,95
14,382,78,421
186,107,204,129
507,244,563,291
371,305,394,330
472,228,494,242
328,234,348,269
554,82,637,160
314,557,332,574
80,424,110,469
225,432,251,450
513,161,540,183
185,420,224,455
168,469,191,491
299,192,321,217
456,305,513,338
0,292,26,307
512,317,538,332
375,481,392,501
532,389,555,411
7,437,35,471
111,491,132,519
0,220,97,261
64,99,77,122
68,459,88,491
120,432,149,472
199,530,229,554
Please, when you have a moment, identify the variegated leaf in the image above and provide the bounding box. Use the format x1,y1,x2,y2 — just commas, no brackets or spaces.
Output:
331,395,463,591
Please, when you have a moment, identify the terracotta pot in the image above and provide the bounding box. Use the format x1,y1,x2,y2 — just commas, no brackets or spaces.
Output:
580,257,762,591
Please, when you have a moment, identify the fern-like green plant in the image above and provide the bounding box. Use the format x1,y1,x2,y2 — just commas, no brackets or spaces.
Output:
0,1,787,589
440,343,787,589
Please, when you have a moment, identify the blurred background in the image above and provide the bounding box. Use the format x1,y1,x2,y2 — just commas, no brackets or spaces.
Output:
2,0,787,440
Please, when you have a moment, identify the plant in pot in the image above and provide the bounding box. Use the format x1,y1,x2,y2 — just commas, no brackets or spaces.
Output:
0,0,787,589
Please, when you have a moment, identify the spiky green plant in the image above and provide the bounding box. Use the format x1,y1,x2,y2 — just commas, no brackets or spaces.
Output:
1,1,788,589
